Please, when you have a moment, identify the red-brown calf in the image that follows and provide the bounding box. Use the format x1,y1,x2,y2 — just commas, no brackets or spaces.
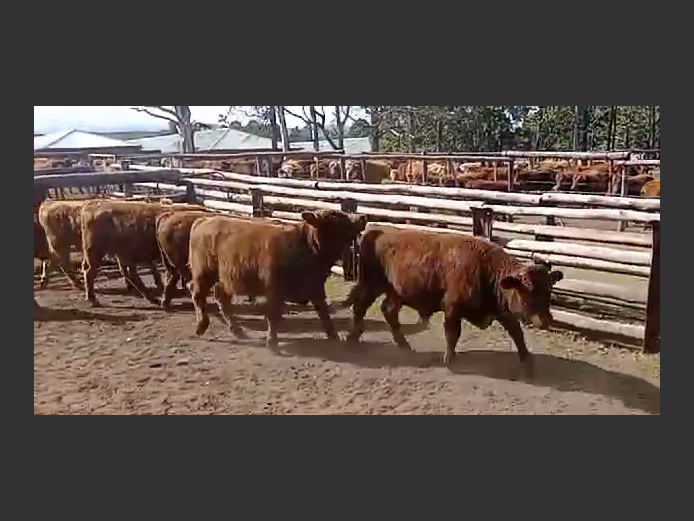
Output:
342,228,563,376
188,210,368,347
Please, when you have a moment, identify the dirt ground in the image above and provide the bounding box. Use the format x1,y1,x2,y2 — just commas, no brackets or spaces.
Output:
34,272,660,415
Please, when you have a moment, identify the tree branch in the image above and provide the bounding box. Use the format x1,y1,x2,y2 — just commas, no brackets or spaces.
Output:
283,107,311,124
131,106,178,124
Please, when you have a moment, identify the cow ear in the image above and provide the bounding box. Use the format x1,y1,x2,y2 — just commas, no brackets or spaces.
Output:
500,275,522,290
549,270,564,286
302,212,319,226
352,215,368,232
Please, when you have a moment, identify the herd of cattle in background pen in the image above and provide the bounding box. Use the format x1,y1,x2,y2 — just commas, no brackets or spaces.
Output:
38,153,661,197
33,150,660,378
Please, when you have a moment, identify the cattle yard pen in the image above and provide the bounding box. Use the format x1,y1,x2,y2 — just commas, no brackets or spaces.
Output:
33,151,660,355
114,163,660,354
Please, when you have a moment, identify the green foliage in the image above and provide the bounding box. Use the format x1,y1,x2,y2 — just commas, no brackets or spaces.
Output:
219,106,660,152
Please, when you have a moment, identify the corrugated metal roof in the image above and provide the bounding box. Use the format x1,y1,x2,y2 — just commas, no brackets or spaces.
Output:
127,128,275,153
34,130,137,151
292,137,371,154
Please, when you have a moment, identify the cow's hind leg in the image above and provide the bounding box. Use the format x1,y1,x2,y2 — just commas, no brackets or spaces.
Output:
51,245,82,290
497,315,533,378
213,285,248,339
264,292,284,350
83,250,101,306
121,261,159,306
345,284,380,344
160,267,180,311
149,263,164,293
381,292,412,351
189,276,213,336
39,260,51,288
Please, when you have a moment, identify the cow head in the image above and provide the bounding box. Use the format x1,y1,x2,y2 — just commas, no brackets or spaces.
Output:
500,260,564,329
328,161,341,179
344,160,362,182
301,210,368,259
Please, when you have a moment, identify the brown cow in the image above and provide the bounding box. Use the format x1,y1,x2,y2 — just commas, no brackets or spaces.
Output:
38,200,91,290
38,198,176,292
342,228,564,375
188,210,368,346
641,179,660,198
34,220,51,288
345,159,393,184
80,200,204,306
278,159,309,179
155,209,214,309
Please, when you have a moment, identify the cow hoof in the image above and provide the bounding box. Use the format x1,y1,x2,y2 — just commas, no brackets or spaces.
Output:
443,352,456,365
39,279,49,289
195,321,210,337
88,300,102,308
266,338,279,350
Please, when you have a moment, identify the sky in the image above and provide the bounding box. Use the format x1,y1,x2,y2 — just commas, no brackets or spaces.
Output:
33,106,362,134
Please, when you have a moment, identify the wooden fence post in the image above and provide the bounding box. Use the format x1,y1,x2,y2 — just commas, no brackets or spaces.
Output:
643,221,660,354
340,156,347,181
618,164,628,231
340,199,359,282
251,189,265,218
472,207,495,240
422,153,428,185
184,182,197,204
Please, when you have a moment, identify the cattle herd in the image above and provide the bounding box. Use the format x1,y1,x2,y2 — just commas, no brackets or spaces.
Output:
170,156,660,197
34,196,566,378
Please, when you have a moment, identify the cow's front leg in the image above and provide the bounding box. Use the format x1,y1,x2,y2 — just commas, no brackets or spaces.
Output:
309,288,340,342
264,293,283,349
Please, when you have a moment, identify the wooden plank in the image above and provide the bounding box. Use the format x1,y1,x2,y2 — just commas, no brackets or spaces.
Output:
201,200,253,215
551,309,645,340
34,170,183,189
506,250,650,277
504,239,651,266
503,151,630,160
555,278,647,304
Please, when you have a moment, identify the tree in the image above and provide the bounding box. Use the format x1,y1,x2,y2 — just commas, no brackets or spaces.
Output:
131,106,198,153
276,106,291,152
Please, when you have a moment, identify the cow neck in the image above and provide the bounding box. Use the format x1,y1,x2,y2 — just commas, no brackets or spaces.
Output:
300,222,341,267
489,249,526,306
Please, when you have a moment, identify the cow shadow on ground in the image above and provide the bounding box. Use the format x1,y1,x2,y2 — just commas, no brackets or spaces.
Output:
206,315,428,336
274,338,660,415
34,306,144,324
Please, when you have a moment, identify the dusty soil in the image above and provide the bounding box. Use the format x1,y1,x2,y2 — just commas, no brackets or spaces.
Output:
34,272,660,415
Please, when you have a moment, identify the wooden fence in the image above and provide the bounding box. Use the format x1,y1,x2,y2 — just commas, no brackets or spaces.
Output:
123,165,660,354
33,164,660,354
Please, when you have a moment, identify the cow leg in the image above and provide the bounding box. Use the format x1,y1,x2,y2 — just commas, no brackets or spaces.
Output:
51,246,83,290
345,285,380,344
264,293,284,349
160,268,180,311
309,288,340,342
39,260,51,288
83,251,101,306
497,315,534,378
381,293,412,351
117,258,136,293
121,262,159,306
149,263,164,293
189,277,213,336
213,285,248,339
442,315,463,365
